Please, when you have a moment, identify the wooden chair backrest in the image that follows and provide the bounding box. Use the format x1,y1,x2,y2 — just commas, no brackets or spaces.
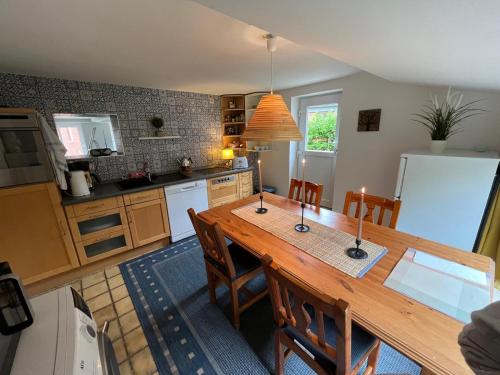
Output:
262,255,352,374
288,178,324,207
187,208,236,278
342,191,401,229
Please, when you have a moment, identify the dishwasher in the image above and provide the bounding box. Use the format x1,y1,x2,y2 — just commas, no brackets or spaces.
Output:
165,179,208,242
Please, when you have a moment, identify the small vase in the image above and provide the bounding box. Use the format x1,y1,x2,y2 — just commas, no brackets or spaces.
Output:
430,140,447,154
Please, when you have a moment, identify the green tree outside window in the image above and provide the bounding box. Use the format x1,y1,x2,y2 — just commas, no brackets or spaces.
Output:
306,109,337,151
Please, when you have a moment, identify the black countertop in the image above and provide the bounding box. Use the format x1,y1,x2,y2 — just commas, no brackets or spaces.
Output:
61,166,253,206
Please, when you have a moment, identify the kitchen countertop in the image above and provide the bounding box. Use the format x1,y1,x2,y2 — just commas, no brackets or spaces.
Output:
61,166,253,206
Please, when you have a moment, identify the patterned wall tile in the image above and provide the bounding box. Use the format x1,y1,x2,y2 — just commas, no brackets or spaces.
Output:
0,73,234,182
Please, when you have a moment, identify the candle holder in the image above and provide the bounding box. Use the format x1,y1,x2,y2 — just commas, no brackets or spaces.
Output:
255,194,268,214
346,239,368,259
295,203,310,232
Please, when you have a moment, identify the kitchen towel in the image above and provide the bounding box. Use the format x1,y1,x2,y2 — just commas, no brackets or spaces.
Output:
37,112,68,190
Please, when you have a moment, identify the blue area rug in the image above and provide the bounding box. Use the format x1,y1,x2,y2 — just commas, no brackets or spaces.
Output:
120,237,421,375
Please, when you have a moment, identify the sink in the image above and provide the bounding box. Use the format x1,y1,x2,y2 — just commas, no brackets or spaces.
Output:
116,177,156,190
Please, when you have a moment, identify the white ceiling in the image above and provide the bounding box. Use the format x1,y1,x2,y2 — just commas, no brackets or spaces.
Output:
193,0,500,92
0,0,357,94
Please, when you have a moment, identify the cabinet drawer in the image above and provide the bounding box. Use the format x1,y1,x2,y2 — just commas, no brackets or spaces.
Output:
68,207,129,242
65,196,124,218
123,188,163,205
75,228,132,265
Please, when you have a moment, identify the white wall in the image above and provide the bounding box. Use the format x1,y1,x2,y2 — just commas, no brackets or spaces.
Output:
270,72,500,212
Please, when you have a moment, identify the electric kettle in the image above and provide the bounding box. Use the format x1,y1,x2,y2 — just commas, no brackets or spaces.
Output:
0,262,34,335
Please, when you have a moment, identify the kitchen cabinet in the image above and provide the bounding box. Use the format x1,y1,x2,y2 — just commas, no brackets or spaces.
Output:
0,182,79,284
126,196,170,247
65,195,133,265
238,171,253,199
207,174,239,208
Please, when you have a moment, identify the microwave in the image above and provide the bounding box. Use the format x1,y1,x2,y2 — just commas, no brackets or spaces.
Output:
0,286,120,375
0,109,54,188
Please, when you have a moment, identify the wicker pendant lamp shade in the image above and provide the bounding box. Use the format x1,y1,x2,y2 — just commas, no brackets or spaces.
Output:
241,34,303,141
241,94,303,141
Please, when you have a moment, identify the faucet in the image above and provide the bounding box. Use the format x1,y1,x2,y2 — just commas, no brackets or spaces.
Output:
142,161,151,181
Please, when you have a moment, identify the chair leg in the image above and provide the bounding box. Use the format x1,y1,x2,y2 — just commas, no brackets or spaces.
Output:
274,329,285,375
364,340,381,375
230,285,240,330
205,266,217,304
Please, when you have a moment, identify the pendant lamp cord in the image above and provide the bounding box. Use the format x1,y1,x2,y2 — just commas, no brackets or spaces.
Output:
270,50,273,94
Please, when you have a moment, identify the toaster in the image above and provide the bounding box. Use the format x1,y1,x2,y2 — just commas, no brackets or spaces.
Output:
233,156,249,169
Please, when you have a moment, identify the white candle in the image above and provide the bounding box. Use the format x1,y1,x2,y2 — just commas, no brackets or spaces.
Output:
258,159,263,195
301,158,306,204
357,187,365,242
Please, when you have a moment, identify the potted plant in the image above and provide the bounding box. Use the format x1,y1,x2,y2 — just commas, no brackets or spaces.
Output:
412,88,483,153
151,117,164,137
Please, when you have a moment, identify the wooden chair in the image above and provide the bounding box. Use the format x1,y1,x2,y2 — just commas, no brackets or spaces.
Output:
187,208,267,330
288,178,324,207
342,191,401,229
262,255,381,375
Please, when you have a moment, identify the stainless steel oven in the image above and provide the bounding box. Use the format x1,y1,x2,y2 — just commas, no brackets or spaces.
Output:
0,109,53,188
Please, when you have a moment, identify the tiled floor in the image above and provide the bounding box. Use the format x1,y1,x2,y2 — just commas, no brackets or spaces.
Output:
71,266,158,375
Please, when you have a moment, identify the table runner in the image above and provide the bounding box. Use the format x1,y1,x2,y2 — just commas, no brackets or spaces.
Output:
231,201,387,278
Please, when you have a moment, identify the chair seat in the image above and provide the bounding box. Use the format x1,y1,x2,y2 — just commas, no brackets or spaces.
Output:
205,242,261,280
283,306,376,372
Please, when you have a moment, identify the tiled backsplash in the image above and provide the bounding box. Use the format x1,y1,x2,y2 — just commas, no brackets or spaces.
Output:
0,73,233,181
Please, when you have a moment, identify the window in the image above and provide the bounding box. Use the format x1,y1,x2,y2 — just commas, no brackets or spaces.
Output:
53,113,123,158
305,104,338,152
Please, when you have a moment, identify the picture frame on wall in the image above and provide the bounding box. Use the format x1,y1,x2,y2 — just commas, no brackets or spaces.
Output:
358,109,381,132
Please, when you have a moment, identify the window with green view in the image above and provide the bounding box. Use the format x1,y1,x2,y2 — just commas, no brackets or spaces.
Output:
305,104,338,152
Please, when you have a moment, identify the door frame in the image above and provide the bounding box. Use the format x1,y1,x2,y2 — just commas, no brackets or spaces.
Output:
294,92,342,208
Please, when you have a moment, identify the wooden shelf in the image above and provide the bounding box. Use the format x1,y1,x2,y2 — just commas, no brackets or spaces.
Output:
223,134,242,138
138,136,181,140
223,122,245,125
222,108,245,111
247,149,272,153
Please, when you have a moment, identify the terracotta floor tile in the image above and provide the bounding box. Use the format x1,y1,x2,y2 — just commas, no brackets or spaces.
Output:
112,338,128,364
83,281,108,300
87,291,112,313
111,284,129,302
108,274,125,289
105,265,121,279
131,347,157,375
124,326,148,356
93,304,116,328
119,361,134,375
115,296,134,317
81,272,106,289
108,318,122,342
119,310,140,334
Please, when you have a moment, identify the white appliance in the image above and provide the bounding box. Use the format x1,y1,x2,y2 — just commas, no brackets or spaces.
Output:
5,286,119,375
233,156,248,169
394,149,500,252
165,179,209,242
70,170,91,196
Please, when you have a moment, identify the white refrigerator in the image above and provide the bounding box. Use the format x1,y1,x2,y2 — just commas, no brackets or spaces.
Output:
394,149,499,252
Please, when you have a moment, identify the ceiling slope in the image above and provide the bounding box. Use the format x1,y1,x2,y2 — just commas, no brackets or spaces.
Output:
193,0,500,91
0,0,357,94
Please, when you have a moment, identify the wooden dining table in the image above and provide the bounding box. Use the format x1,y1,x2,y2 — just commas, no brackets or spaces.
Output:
199,193,495,375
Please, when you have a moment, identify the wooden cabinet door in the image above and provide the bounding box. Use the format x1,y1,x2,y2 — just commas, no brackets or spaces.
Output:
238,171,253,199
126,198,170,247
0,182,79,284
